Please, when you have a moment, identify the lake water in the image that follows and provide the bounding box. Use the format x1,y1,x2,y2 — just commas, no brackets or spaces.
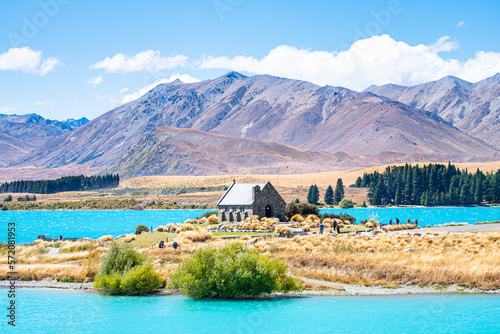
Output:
1,207,499,244
1,289,498,333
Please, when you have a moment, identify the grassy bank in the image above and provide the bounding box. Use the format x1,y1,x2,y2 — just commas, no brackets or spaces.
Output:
1,230,499,290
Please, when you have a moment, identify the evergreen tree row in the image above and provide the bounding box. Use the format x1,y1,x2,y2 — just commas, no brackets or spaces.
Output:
351,163,500,206
0,174,120,194
307,179,344,205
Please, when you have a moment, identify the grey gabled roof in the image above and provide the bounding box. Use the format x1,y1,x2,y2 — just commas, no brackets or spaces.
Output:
217,182,268,206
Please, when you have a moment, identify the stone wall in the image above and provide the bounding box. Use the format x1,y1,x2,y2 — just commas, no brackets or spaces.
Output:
252,183,286,220
217,182,286,222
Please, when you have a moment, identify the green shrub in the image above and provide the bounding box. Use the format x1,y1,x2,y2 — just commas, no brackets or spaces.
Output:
120,263,162,296
285,202,319,219
170,242,301,299
93,243,161,295
338,199,355,209
134,224,150,235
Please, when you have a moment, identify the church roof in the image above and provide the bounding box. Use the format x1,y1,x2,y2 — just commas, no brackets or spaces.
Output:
217,182,268,206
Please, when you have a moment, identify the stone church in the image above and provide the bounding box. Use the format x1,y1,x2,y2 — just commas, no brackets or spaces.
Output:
217,181,286,222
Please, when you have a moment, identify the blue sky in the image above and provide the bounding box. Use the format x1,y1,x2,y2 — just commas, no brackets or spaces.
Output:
1,0,500,120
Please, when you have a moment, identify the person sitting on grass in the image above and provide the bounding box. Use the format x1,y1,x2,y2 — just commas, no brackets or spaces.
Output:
173,241,179,250
159,240,164,249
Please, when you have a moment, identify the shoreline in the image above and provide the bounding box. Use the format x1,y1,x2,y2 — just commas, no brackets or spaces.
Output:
1,280,498,296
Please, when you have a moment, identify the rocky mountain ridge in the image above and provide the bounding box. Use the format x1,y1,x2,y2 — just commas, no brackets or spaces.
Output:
17,72,498,175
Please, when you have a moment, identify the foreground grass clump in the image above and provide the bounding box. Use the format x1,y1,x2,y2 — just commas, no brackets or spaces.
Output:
170,242,301,299
94,243,161,295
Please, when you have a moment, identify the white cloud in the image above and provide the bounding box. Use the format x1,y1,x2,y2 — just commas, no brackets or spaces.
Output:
86,75,103,87
90,50,187,73
96,94,105,100
34,99,55,109
198,34,500,90
0,47,61,75
119,74,201,104
0,105,18,113
457,21,466,28
120,87,129,93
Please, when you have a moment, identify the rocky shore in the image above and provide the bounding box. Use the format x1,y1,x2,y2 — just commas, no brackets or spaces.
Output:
1,279,498,296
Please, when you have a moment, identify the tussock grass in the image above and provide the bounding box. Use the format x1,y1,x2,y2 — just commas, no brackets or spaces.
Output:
385,224,419,231
252,232,500,289
177,228,213,243
97,235,113,242
123,234,136,243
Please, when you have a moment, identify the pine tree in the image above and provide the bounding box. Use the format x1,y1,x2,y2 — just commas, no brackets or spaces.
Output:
394,184,402,206
355,177,362,187
324,185,334,205
372,188,382,206
334,178,344,204
307,185,320,205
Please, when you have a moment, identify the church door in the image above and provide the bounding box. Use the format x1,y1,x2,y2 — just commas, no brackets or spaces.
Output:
265,205,272,218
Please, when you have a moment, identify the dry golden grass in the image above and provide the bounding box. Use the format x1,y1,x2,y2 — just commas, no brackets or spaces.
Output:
207,214,219,224
123,234,136,243
385,224,419,231
177,228,213,243
97,235,113,242
4,230,499,290
252,232,500,289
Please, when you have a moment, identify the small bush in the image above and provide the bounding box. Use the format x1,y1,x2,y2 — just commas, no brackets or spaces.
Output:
291,214,305,222
97,235,113,242
302,225,311,232
339,199,355,208
94,243,161,296
276,225,292,237
285,203,319,219
135,225,150,235
170,242,301,299
178,229,212,243
207,215,219,224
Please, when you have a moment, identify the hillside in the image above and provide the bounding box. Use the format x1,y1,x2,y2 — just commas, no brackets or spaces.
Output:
365,74,500,148
103,126,376,178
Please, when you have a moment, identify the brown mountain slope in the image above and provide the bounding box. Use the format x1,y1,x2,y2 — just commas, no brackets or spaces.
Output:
103,126,376,178
365,74,500,148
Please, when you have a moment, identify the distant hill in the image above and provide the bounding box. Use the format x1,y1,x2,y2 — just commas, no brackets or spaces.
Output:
16,72,498,175
0,113,88,167
103,126,378,178
365,74,500,149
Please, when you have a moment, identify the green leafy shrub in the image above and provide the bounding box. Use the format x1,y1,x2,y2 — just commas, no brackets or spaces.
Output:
170,242,301,299
134,224,150,235
93,243,161,295
338,199,355,208
285,202,319,219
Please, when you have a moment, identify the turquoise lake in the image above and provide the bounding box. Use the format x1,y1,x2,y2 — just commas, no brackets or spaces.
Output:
1,289,499,333
1,207,499,243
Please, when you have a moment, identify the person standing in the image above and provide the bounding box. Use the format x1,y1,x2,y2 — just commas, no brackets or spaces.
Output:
396,217,400,225
389,218,393,225
319,222,324,234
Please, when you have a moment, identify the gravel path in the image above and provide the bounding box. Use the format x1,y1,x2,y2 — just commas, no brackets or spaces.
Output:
414,223,500,233
47,247,60,255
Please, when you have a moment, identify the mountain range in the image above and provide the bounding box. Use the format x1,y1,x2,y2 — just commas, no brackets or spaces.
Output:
365,74,500,149
0,114,88,168
2,72,500,180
